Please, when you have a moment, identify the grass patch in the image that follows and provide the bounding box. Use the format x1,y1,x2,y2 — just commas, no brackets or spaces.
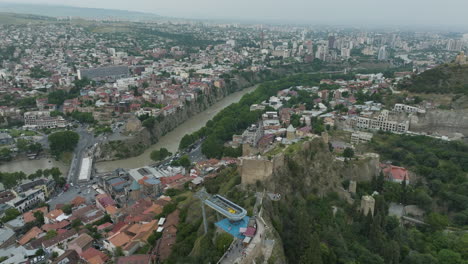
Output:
59,151,73,165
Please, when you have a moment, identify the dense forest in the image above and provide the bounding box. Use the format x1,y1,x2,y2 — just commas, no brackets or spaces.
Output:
399,64,468,95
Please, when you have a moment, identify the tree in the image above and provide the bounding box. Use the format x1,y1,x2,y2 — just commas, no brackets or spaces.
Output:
62,204,72,215
179,134,195,150
48,131,79,155
300,232,323,264
178,155,191,168
426,212,449,231
1,208,20,223
51,251,59,260
45,230,58,239
343,147,355,158
71,219,82,229
114,246,124,257
202,137,223,158
33,211,45,226
437,249,463,264
215,233,233,253
142,117,156,129
150,148,172,161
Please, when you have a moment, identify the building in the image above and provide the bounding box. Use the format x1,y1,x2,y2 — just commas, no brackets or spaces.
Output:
117,255,152,264
0,133,13,145
6,189,45,213
352,110,409,134
18,179,55,199
78,157,93,183
351,131,373,144
232,124,264,148
68,233,93,255
381,164,410,184
360,195,375,216
286,125,296,140
52,250,84,264
23,111,66,129
377,46,387,60
393,104,425,114
77,65,129,82
454,51,466,65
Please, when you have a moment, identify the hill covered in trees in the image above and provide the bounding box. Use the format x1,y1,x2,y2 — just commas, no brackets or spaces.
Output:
264,135,468,264
399,64,468,95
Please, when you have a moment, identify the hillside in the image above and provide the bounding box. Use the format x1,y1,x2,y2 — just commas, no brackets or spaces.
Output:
0,12,56,25
0,3,160,21
399,63,468,95
262,135,468,264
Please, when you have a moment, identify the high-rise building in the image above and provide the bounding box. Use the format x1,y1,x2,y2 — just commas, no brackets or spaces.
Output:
341,48,351,58
447,39,464,51
378,46,387,61
328,35,336,49
305,40,313,54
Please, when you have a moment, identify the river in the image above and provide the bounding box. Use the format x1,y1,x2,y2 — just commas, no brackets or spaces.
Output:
95,84,258,172
0,157,69,175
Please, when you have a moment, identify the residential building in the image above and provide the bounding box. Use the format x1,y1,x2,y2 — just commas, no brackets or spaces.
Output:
6,189,45,213
351,131,373,144
23,111,66,129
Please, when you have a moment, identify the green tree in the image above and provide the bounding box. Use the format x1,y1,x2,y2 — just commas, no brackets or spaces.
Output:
437,249,463,264
343,147,355,158
33,211,45,226
142,117,156,129
48,131,79,155
1,208,20,223
62,204,72,215
71,219,82,229
150,148,172,161
179,134,196,149
300,232,323,264
178,155,191,168
114,246,124,257
215,233,233,253
45,230,58,239
426,212,449,231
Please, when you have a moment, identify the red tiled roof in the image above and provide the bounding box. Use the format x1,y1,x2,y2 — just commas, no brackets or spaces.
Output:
80,247,109,263
382,164,409,181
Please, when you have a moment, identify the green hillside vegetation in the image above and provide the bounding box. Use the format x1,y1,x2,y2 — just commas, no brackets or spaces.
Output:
370,133,468,226
399,64,468,95
163,167,257,264
267,134,468,264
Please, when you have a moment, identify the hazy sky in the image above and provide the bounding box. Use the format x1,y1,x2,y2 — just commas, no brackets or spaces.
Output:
2,0,468,27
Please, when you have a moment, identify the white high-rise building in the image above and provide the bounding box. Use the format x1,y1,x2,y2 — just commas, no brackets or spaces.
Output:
378,46,387,61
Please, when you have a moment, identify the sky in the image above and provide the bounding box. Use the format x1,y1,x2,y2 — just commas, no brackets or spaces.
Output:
2,0,468,27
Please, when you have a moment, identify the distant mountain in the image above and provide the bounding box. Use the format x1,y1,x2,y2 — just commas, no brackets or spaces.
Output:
0,2,160,21
399,63,468,95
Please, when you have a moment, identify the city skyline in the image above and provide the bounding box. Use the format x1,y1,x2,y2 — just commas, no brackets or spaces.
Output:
1,0,468,28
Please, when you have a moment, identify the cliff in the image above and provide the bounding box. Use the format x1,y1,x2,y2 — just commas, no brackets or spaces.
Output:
410,109,468,137
259,138,380,198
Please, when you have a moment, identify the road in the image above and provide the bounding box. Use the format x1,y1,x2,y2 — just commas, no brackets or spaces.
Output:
67,126,101,185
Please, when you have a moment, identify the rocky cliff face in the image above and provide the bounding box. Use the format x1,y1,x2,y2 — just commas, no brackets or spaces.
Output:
264,138,380,198
410,109,468,137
